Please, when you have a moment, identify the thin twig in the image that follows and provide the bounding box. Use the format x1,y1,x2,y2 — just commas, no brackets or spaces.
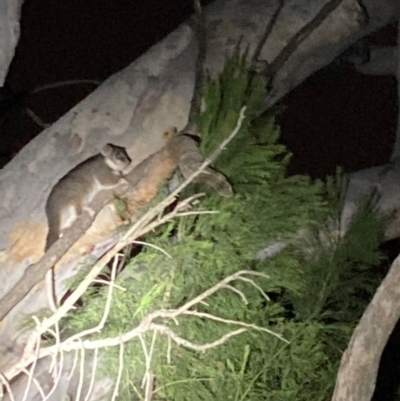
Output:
5,107,248,383
83,347,99,401
20,369,45,401
0,373,15,401
75,340,86,401
111,341,124,401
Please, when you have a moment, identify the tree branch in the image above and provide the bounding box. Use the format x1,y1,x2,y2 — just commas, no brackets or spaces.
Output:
267,0,366,79
0,140,183,322
331,254,400,401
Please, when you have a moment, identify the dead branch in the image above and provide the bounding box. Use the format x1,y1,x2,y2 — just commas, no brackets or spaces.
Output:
0,0,231,342
3,106,246,384
5,269,284,386
0,137,182,322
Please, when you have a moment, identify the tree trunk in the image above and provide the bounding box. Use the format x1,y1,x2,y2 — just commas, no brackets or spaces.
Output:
0,0,398,399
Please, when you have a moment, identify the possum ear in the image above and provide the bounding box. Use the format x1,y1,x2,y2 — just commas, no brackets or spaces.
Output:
100,144,131,172
100,144,113,157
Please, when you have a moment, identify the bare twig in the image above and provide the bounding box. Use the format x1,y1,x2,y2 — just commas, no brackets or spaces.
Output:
5,268,284,386
21,330,41,401
26,80,101,128
68,348,79,381
76,341,86,401
0,373,15,401
111,341,124,401
83,347,99,401
20,369,45,400
3,106,247,382
0,1,236,322
250,0,284,72
267,0,355,79
57,107,245,329
44,270,284,352
187,0,206,129
64,255,120,345
31,79,101,94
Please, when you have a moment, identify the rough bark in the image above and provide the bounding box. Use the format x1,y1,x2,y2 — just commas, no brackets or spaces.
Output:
0,0,399,399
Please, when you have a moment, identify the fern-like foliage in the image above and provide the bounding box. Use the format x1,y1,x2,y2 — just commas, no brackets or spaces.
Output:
289,171,385,323
60,54,385,401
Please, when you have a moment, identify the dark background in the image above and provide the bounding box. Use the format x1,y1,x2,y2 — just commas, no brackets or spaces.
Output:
1,0,399,399
2,0,398,177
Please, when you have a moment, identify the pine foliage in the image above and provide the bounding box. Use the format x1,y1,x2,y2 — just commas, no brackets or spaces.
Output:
60,54,385,400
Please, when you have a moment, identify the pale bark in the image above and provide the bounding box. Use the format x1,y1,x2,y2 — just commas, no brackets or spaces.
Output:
0,0,399,399
0,0,22,85
331,255,400,401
